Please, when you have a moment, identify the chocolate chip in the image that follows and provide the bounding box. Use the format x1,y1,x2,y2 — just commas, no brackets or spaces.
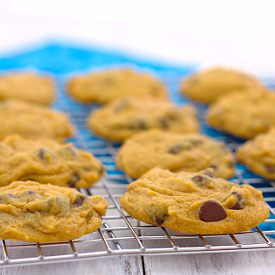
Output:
199,200,227,222
231,202,242,210
150,208,168,226
159,117,170,129
72,196,85,207
192,175,211,185
203,169,214,178
168,144,183,154
155,214,166,226
67,171,81,188
230,191,245,210
168,141,196,154
190,139,203,146
159,110,182,129
38,148,46,160
38,148,55,161
209,163,218,170
26,190,36,196
265,165,275,173
152,212,168,226
128,120,147,130
166,111,180,120
191,175,204,183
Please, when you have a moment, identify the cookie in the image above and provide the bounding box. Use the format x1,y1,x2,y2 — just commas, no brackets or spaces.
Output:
180,67,265,104
88,98,199,142
67,68,168,104
117,130,235,178
0,135,105,188
0,181,108,242
206,91,275,139
120,168,269,234
237,128,275,179
0,72,55,105
0,100,74,141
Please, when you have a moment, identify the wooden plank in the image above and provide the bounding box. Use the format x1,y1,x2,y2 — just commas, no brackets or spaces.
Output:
2,256,143,275
143,251,275,275
142,230,275,275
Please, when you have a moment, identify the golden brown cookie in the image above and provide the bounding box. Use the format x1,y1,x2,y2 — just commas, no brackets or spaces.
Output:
0,181,108,242
0,100,74,141
88,97,199,142
120,168,269,234
180,67,265,104
237,128,275,179
117,130,235,178
67,68,168,104
206,91,275,139
0,135,105,188
0,72,55,105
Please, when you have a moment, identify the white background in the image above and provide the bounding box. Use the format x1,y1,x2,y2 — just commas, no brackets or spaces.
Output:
0,0,275,76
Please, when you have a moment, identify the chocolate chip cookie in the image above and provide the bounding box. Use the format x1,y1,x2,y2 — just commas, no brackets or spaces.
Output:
180,67,265,104
206,91,275,139
237,128,275,179
88,98,199,142
0,100,74,141
120,168,269,234
0,135,105,188
0,72,55,105
67,68,168,104
0,181,108,242
117,130,235,178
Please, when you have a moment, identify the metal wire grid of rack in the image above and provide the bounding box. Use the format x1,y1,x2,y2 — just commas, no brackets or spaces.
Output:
0,72,275,267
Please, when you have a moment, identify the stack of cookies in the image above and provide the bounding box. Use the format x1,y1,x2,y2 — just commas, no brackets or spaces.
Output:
67,67,270,234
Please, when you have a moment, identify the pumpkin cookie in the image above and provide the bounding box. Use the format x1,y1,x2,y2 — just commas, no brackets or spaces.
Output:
120,168,269,234
88,98,199,142
117,130,235,178
237,128,275,179
0,72,55,105
0,100,74,141
180,67,265,104
206,91,275,139
0,181,108,242
0,135,105,188
67,68,168,104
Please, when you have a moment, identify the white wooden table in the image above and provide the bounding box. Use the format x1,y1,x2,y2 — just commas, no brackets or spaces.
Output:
1,1,275,273
3,251,275,275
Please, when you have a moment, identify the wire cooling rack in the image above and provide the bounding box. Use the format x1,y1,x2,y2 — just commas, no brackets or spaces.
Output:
0,71,275,267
